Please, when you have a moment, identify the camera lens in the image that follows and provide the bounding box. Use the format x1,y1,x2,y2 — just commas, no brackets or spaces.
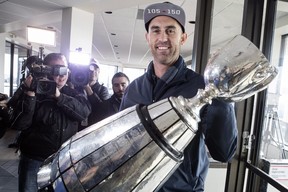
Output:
70,66,89,86
73,72,87,85
36,80,56,95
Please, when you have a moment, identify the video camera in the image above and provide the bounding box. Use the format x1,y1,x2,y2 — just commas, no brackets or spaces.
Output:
27,57,68,95
69,63,91,87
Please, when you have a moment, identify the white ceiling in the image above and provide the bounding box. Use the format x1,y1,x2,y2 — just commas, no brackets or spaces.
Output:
0,0,288,69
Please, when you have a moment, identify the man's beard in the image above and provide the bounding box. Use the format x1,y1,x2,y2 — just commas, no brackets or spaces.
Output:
115,92,124,99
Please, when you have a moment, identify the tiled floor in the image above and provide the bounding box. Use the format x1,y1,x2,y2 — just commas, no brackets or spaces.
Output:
0,129,19,192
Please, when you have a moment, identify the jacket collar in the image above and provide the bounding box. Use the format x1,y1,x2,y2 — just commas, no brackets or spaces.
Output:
147,56,186,84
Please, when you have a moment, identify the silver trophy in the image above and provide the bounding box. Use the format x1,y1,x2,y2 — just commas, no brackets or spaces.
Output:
37,35,277,192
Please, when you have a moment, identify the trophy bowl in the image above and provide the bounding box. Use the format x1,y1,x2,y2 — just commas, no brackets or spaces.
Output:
203,35,278,102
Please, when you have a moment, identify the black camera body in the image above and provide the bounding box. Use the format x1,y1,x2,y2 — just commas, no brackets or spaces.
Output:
69,63,90,87
29,61,68,95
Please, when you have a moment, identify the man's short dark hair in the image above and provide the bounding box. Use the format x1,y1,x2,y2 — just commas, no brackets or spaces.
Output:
112,72,130,83
43,53,67,66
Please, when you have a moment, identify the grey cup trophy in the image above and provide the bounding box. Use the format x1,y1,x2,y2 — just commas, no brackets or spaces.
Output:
37,35,277,192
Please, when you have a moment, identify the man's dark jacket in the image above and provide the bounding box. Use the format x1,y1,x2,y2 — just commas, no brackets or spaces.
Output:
86,82,110,126
76,82,109,128
12,85,91,161
87,82,110,104
90,94,121,124
120,56,238,191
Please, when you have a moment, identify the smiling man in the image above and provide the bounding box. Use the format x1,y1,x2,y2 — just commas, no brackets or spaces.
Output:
120,2,238,192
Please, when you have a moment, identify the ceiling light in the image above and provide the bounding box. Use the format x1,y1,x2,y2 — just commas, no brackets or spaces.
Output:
27,26,56,46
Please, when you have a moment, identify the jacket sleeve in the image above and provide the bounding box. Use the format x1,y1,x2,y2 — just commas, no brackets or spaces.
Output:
57,93,91,122
87,86,110,107
11,94,36,130
200,98,238,162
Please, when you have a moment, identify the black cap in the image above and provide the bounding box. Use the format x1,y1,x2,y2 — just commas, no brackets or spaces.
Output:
144,2,186,32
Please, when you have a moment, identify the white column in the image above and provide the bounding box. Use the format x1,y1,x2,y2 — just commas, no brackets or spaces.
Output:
61,7,94,62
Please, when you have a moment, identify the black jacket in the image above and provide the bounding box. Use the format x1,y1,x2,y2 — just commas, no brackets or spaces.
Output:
90,94,121,124
120,56,238,191
87,81,110,105
84,82,110,126
76,82,109,128
13,85,91,161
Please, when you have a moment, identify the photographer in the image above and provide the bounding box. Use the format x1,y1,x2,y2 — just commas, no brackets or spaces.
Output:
12,53,91,192
5,56,39,147
76,60,110,129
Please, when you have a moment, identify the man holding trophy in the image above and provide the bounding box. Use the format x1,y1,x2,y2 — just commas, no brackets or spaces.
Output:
119,2,238,191
37,2,277,192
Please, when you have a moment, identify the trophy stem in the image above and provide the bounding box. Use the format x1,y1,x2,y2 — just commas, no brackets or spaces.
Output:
169,84,219,132
186,84,219,108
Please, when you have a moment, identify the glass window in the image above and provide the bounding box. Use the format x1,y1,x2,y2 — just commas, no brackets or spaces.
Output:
205,0,244,190
4,42,11,95
98,64,118,95
261,34,288,159
4,41,29,96
258,1,288,190
210,1,244,54
260,3,288,159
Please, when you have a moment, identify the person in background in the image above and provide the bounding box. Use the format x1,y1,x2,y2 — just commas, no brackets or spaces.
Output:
79,60,110,128
12,53,91,192
84,59,110,102
90,72,130,124
120,2,238,191
6,56,39,148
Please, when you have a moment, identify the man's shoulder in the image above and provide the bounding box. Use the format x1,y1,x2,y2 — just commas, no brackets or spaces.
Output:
100,83,109,91
184,68,204,82
92,82,108,91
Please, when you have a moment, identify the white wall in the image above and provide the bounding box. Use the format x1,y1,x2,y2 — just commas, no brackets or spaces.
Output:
205,167,227,192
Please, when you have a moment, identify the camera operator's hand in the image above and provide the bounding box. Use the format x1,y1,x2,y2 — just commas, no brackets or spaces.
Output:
0,100,8,108
24,75,33,88
23,75,35,96
83,84,93,96
54,87,61,99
